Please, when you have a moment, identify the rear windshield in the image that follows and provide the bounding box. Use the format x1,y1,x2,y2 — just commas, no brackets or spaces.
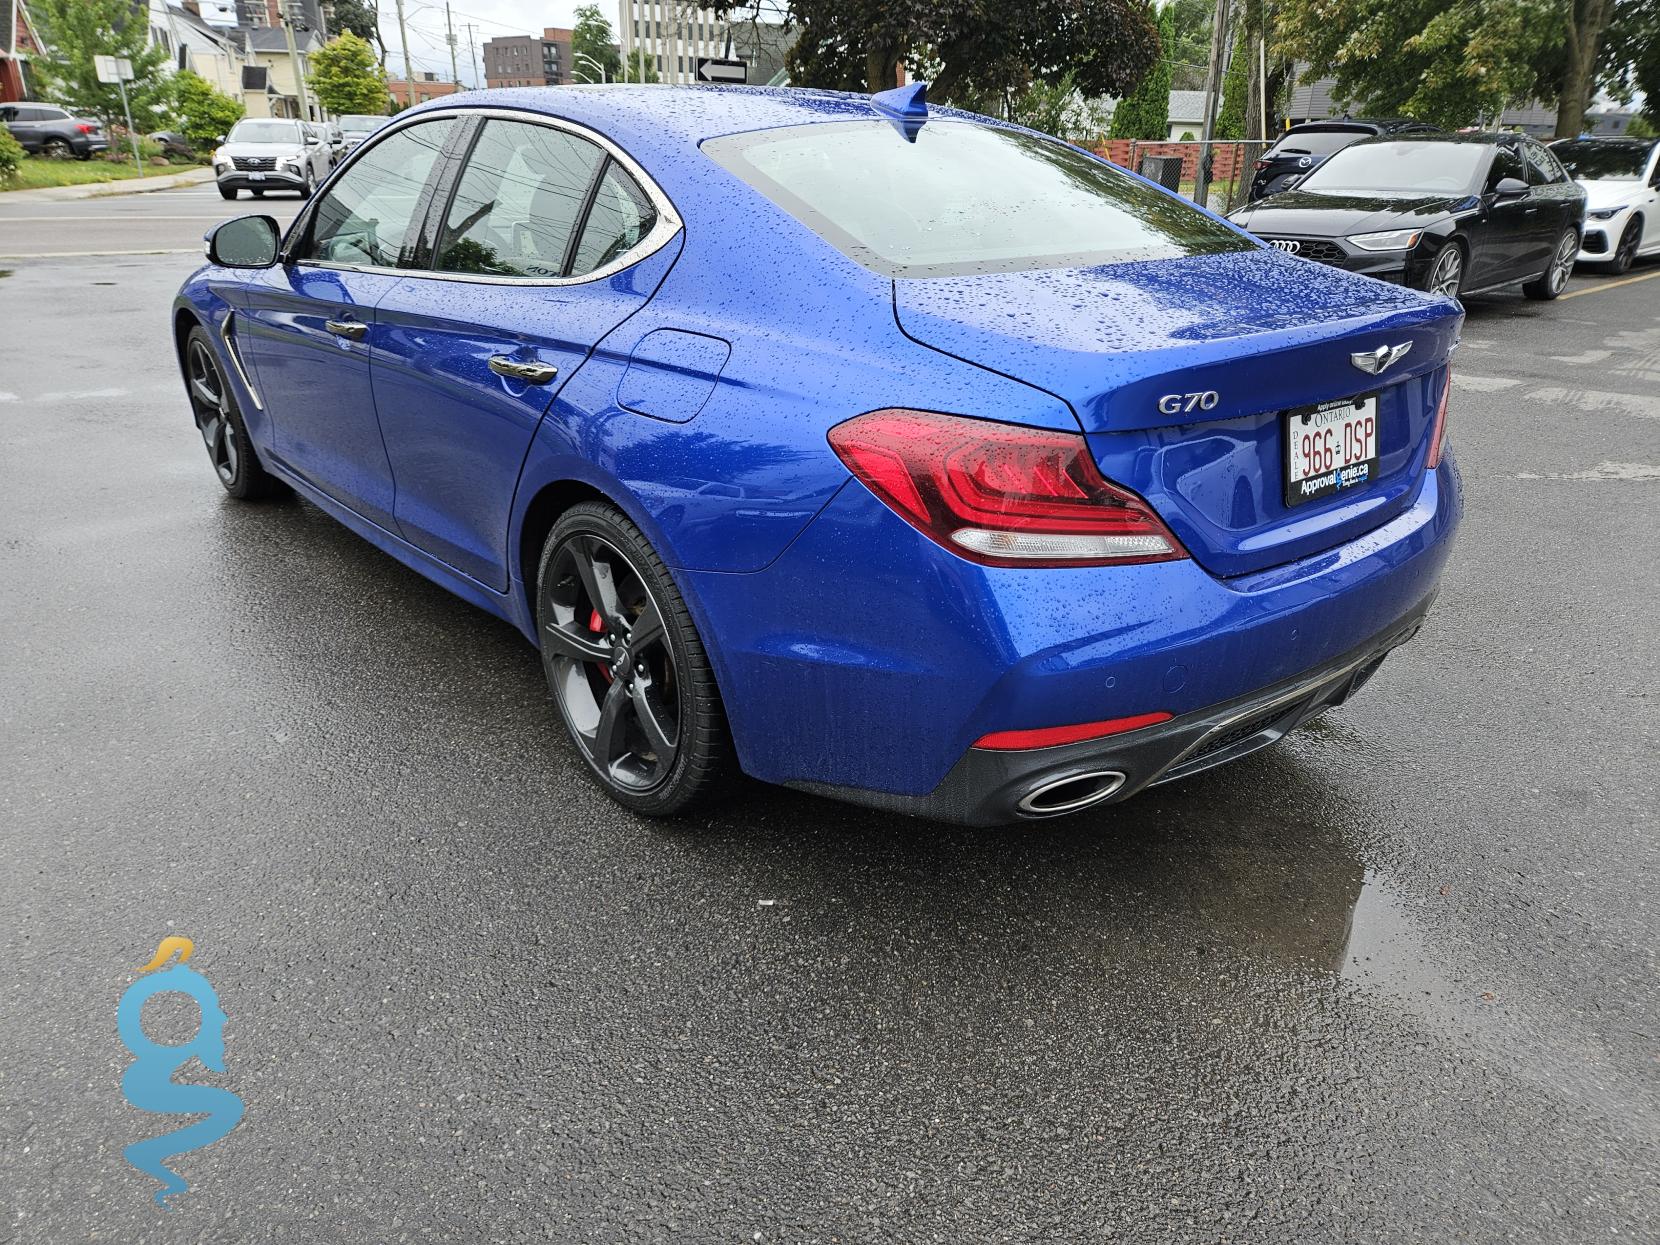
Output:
1297,141,1487,195
703,119,1250,278
1266,128,1368,158
229,120,302,144
1551,139,1652,181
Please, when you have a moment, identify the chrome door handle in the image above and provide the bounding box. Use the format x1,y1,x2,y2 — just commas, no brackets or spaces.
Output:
488,356,558,384
324,318,367,340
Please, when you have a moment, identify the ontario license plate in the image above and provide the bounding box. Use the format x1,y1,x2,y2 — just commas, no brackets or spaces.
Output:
1284,393,1379,507
249,171,265,181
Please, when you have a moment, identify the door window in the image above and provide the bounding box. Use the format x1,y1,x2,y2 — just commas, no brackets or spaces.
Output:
300,118,455,269
1486,144,1525,190
1524,143,1564,185
569,163,658,276
434,119,604,279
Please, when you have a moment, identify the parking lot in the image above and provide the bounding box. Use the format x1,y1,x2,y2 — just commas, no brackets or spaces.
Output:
2,184,1657,1242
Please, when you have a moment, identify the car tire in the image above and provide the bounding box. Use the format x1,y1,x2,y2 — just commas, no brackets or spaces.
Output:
1609,217,1643,275
1421,241,1465,299
250,189,265,199
40,137,72,160
536,502,732,818
218,184,237,200
1524,229,1578,301
182,325,287,502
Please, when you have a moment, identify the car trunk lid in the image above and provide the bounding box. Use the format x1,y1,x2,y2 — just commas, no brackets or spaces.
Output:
893,249,1461,578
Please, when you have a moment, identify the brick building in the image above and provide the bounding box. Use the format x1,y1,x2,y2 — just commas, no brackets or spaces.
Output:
483,27,573,88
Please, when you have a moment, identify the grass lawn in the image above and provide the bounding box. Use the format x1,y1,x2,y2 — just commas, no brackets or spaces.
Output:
2,157,199,192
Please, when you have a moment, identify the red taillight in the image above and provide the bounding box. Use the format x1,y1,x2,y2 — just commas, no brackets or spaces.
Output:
1253,160,1268,170
76,123,95,134
827,409,1188,567
1426,371,1451,468
974,711,1173,751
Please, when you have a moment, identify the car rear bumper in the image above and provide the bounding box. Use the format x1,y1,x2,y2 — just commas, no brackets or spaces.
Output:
792,597,1432,824
684,455,1461,824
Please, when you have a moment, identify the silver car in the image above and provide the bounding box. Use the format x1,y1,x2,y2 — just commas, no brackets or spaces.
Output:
336,113,390,155
212,118,332,201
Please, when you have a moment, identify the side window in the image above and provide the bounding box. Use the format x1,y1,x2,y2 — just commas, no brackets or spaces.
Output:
569,163,658,276
1487,144,1524,189
434,119,604,279
0,107,15,122
1524,143,1560,185
301,119,454,268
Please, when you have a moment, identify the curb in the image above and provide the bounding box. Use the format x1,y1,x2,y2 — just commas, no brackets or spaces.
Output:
1,167,214,203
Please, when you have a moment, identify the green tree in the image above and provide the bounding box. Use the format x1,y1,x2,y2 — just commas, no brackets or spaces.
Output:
1109,2,1171,139
572,4,622,82
168,70,244,151
309,31,389,116
1215,29,1248,139
329,0,387,63
1601,0,1660,128
756,0,1156,103
29,0,171,136
1276,0,1617,136
622,48,660,83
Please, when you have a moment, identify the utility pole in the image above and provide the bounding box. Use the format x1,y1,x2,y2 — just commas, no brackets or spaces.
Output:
282,0,312,121
394,0,417,107
1195,0,1233,210
463,23,482,89
444,1,460,86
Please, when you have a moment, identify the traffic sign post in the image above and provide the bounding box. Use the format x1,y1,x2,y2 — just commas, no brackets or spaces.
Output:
93,54,144,176
695,57,747,85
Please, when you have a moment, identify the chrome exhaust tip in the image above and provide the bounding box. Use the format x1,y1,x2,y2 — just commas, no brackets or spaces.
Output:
1015,770,1126,818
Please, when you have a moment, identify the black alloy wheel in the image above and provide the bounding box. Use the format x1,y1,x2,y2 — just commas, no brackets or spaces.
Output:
1610,217,1643,274
537,503,730,816
1524,229,1578,300
182,325,285,501
1424,243,1464,298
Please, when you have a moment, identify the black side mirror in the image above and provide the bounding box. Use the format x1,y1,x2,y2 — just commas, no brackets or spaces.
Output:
1491,177,1529,200
206,215,281,268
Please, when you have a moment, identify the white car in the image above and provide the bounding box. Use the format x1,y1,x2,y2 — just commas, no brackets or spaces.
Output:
1552,136,1660,273
211,118,332,201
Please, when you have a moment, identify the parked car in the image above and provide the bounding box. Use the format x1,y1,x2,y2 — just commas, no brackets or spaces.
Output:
149,130,194,159
305,121,344,168
336,113,389,154
1550,136,1660,273
211,118,331,199
174,86,1462,824
1229,133,1586,300
1247,118,1439,201
0,102,108,159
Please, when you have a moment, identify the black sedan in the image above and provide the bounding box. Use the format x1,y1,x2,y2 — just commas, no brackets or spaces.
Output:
1247,117,1439,201
1229,133,1587,301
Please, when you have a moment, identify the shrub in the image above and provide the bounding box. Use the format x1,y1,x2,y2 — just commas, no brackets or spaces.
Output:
0,126,23,182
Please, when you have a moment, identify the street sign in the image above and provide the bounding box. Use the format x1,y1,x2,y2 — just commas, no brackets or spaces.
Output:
695,57,747,85
94,55,134,84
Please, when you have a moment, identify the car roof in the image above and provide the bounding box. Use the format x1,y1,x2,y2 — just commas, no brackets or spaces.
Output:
1551,135,1657,149
1283,117,1434,133
1349,130,1523,148
398,84,943,156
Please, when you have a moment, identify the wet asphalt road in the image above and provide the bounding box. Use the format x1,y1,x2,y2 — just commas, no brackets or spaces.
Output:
1,187,1657,1243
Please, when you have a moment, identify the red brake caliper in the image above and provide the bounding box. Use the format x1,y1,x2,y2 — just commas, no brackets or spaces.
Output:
589,608,613,683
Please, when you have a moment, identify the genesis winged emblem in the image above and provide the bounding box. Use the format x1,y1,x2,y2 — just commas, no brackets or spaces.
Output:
1351,342,1413,375
117,937,245,1207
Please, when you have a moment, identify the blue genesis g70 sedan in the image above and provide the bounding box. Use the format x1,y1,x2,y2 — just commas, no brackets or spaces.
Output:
172,84,1462,825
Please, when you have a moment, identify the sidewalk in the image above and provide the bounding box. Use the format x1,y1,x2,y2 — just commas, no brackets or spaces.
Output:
1,167,214,204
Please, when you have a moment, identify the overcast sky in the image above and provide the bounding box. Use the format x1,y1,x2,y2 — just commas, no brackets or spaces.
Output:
380,1,587,87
